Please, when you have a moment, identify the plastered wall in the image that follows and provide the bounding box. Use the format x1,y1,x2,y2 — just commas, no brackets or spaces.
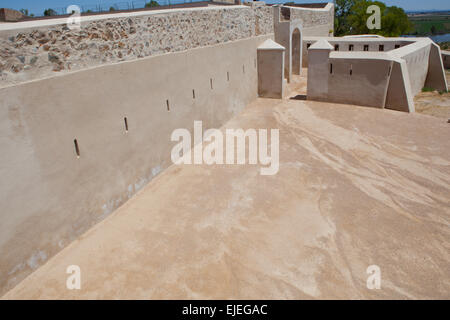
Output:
306,37,447,112
0,34,271,295
443,51,450,69
257,40,285,98
390,40,431,95
303,37,414,67
307,49,414,112
326,57,392,108
287,4,334,37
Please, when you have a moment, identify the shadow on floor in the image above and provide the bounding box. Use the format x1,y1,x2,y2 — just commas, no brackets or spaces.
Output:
290,94,307,101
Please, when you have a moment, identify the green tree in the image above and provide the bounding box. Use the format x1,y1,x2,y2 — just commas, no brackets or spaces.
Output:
431,25,437,35
335,0,356,36
381,5,412,36
145,1,160,8
109,6,116,12
43,8,57,16
347,0,385,35
19,8,34,17
337,0,411,36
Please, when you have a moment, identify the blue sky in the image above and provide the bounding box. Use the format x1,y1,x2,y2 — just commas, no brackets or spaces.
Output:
1,0,449,16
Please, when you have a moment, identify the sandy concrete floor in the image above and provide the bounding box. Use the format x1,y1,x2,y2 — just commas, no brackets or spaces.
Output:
2,74,450,299
414,70,450,119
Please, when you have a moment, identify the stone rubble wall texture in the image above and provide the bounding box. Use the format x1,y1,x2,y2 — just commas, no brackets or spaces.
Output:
288,5,334,34
0,6,273,86
0,8,23,22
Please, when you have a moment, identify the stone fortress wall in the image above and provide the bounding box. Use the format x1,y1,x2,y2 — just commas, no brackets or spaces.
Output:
302,36,414,67
0,2,337,88
0,3,334,296
306,36,448,112
286,3,334,36
0,5,273,87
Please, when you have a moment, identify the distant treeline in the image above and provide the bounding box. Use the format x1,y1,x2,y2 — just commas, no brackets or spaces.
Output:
408,14,450,36
17,1,162,17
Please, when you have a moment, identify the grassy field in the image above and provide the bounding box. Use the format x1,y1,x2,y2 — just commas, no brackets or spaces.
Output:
414,70,450,120
440,42,450,50
408,14,450,35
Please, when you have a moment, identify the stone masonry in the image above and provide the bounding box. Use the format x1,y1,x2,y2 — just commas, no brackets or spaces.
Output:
289,6,334,29
0,6,273,86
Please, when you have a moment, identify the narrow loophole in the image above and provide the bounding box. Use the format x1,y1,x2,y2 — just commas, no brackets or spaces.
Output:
210,78,213,90
74,139,80,158
124,117,128,133
166,99,170,111
242,65,245,74
192,89,195,99
227,71,229,82
349,65,353,76
330,63,333,74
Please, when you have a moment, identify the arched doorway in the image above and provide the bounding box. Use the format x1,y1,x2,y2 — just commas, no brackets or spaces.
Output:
292,28,301,75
